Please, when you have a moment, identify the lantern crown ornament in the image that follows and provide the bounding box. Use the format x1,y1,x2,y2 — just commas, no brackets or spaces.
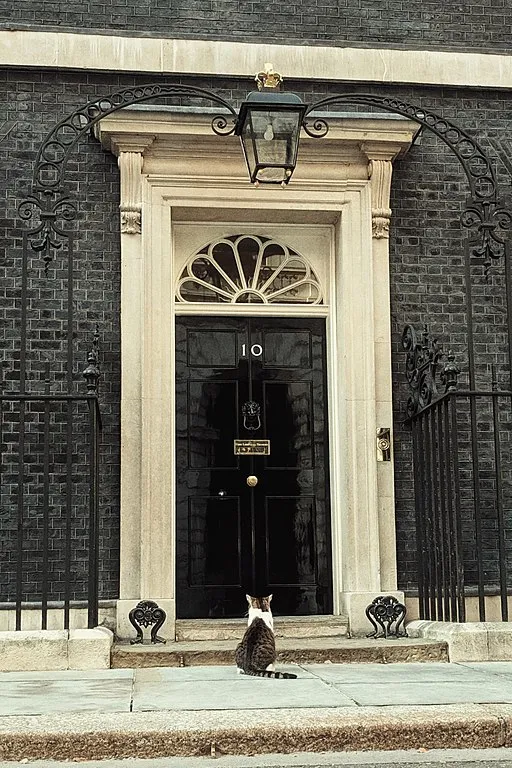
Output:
255,63,284,91
236,63,306,186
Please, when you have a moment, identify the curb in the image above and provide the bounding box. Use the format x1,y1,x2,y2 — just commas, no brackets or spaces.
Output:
1,705,511,760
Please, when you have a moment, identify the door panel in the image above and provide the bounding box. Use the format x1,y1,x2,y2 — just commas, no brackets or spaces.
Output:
176,316,331,618
188,497,242,586
188,381,238,468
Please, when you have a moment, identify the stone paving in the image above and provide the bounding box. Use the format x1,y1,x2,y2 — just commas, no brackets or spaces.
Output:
2,662,512,716
2,663,512,760
2,748,512,768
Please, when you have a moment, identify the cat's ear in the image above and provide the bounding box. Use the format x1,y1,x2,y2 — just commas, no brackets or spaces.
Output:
268,594,273,603
245,594,252,604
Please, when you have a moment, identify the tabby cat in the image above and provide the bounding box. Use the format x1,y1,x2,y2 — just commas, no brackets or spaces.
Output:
235,594,297,679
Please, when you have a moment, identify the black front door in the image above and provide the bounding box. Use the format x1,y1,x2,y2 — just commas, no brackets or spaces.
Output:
175,316,332,618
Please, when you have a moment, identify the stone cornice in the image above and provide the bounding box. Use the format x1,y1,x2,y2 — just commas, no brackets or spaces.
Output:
1,29,512,89
96,109,418,189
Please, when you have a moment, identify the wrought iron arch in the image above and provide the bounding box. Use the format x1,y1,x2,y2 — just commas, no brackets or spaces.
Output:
20,83,238,266
303,93,511,269
300,92,512,395
31,83,237,193
20,86,511,276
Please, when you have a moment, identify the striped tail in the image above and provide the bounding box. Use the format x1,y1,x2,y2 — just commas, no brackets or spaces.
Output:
246,669,297,679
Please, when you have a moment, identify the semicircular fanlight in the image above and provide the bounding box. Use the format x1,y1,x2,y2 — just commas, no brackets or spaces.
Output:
176,234,323,305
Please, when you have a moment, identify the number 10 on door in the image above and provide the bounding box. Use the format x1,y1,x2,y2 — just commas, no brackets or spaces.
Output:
241,344,263,358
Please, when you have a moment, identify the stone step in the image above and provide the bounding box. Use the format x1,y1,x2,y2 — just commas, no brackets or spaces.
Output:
175,615,349,642
111,637,448,668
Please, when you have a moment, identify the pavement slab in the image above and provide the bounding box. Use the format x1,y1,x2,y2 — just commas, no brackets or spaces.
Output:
4,749,512,768
463,664,512,680
2,663,512,759
0,671,134,716
134,664,313,682
132,673,356,711
303,662,494,684
330,681,512,707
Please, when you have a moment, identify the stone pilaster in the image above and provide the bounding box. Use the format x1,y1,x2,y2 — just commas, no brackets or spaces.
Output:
358,142,404,608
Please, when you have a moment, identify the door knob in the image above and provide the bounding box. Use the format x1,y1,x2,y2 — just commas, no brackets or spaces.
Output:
218,490,227,497
246,475,258,487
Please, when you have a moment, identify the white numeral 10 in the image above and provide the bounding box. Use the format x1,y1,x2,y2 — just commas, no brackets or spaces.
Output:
242,343,263,357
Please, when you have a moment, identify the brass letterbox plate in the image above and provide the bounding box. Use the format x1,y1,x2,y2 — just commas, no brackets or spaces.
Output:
234,439,270,456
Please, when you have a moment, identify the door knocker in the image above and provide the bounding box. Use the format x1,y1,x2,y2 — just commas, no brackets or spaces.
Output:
242,400,261,431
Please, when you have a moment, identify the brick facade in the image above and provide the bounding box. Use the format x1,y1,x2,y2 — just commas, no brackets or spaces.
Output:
1,1,510,52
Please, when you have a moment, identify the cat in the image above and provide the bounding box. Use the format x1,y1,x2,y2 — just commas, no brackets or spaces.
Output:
235,594,297,679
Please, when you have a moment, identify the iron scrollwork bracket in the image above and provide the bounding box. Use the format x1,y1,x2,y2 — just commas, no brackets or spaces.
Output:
366,595,408,639
129,599,167,645
402,324,461,418
402,324,442,418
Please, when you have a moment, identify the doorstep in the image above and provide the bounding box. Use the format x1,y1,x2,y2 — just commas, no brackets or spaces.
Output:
111,636,448,668
175,614,349,641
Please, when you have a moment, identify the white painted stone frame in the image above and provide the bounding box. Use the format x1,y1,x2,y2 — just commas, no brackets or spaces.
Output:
96,110,418,637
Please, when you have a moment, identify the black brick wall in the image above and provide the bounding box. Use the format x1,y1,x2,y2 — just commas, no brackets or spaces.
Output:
0,69,511,598
1,1,511,53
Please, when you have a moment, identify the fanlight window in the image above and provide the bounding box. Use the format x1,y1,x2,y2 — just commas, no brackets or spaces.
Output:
176,235,323,305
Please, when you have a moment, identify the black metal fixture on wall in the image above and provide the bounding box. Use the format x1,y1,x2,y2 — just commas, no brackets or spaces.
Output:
235,64,306,185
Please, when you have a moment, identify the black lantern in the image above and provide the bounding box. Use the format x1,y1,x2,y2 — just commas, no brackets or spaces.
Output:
235,65,306,185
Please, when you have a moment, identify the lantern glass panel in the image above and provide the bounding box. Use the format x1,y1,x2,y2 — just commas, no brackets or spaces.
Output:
242,117,257,179
252,110,300,182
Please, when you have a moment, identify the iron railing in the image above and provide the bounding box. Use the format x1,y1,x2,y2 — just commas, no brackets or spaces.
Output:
0,392,101,630
411,387,512,622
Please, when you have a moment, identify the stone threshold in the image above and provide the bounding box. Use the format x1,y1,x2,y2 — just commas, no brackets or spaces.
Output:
1,704,510,760
111,637,448,668
175,614,349,641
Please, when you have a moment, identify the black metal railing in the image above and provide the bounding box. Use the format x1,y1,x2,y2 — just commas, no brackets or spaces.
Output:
0,392,101,630
411,387,511,622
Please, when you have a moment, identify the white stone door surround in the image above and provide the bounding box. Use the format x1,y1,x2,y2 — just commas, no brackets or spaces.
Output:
96,108,418,637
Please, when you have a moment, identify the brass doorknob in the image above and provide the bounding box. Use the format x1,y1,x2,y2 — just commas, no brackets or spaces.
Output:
246,475,258,487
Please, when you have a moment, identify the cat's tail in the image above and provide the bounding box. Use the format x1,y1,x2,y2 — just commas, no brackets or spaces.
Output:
247,669,297,679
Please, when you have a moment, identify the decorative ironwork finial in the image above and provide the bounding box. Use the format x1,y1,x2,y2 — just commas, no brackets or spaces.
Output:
83,326,100,394
255,63,283,91
441,351,460,392
18,191,77,273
